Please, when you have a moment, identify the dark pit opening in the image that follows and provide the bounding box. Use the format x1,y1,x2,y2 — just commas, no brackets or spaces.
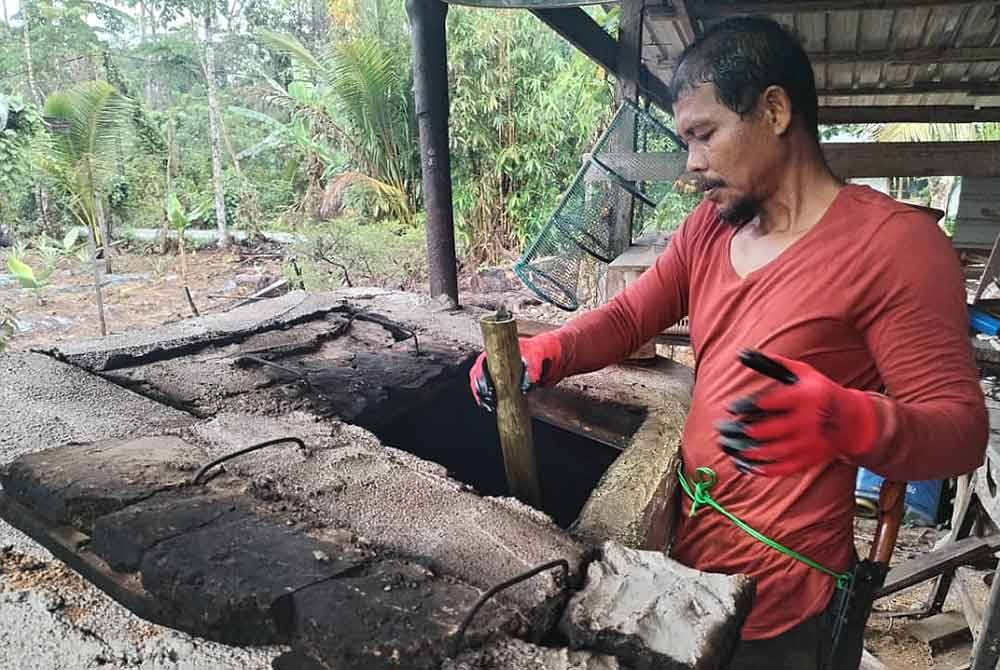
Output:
366,374,646,528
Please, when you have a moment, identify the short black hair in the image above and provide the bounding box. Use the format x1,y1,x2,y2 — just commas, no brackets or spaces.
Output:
670,16,819,141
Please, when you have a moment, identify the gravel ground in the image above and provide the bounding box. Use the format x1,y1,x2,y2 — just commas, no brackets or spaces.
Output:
0,532,285,670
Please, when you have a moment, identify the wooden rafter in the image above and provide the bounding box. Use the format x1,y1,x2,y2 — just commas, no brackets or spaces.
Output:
671,0,698,45
809,46,1000,65
688,0,981,17
531,7,674,110
819,81,1000,97
819,105,1000,123
586,142,1000,180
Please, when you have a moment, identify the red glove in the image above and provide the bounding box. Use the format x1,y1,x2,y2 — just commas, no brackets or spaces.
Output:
718,351,880,477
469,332,563,412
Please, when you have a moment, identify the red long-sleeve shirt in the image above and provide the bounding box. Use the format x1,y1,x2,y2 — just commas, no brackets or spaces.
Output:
548,184,987,639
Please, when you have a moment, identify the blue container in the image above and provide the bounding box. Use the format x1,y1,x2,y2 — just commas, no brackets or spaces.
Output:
970,306,1000,336
855,468,943,527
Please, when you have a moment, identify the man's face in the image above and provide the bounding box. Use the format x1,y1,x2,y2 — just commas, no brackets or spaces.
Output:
673,83,784,225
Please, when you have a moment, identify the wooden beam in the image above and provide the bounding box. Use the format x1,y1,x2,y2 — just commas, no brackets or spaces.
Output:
827,141,1000,178
531,8,617,74
611,0,643,256
819,82,1000,97
877,535,1000,599
585,142,1000,180
532,7,674,111
819,106,1000,123
810,46,1000,66
672,0,698,44
689,0,979,17
655,46,1000,68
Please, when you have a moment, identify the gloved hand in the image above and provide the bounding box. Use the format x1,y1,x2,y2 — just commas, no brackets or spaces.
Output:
469,332,563,413
718,351,880,477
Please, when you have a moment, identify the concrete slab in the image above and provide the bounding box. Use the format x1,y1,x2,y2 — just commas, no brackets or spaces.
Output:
39,291,346,371
187,412,589,636
0,352,192,556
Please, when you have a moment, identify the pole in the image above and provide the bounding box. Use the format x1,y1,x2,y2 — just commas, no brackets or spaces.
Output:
407,0,459,309
479,308,542,509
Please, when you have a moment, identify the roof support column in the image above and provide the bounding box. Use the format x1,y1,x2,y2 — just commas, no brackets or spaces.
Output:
407,0,459,309
611,0,644,256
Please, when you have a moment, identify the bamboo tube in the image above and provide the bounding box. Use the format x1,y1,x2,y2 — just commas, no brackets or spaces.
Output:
479,308,542,508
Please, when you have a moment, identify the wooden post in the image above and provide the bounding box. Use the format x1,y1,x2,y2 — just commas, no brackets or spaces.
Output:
479,309,542,508
407,0,459,309
610,0,644,257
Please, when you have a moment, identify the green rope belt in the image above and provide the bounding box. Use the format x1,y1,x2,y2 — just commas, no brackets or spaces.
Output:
677,465,852,590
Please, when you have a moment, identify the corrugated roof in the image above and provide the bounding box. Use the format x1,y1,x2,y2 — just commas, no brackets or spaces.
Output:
645,1,1000,122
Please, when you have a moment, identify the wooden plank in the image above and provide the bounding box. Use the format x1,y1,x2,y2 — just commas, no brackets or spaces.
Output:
585,142,1000,180
809,45,1000,65
970,562,1000,670
819,82,1000,96
611,0,643,256
955,566,986,637
689,0,981,17
819,106,1000,123
904,612,972,653
877,535,1000,598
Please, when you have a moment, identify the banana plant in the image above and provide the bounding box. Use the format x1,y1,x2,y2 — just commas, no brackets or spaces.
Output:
5,252,53,305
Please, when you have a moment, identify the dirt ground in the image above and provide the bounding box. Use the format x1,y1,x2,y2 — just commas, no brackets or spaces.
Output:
2,244,287,352
1,244,984,669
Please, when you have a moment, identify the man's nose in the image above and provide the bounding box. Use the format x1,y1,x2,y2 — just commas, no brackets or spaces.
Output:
686,145,707,173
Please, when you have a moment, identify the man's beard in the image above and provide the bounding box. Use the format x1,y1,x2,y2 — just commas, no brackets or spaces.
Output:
693,176,759,227
718,198,760,227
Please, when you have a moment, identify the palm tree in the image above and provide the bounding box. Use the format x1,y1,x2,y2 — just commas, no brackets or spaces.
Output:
257,30,419,223
39,80,134,271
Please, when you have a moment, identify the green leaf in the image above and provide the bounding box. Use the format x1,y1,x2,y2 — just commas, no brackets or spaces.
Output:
7,256,40,289
63,227,81,252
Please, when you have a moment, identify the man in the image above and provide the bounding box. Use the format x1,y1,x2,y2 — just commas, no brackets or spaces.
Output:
469,16,988,669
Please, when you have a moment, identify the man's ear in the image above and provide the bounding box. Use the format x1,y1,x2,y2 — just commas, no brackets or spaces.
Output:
761,85,792,136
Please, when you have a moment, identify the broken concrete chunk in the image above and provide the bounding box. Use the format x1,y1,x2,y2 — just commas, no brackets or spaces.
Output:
442,637,628,670
559,542,753,670
139,514,367,645
1,436,203,532
285,560,516,670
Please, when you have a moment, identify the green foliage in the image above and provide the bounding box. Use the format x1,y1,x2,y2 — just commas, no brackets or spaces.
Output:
446,7,614,264
5,247,54,304
293,218,427,290
0,96,43,226
648,187,702,233
257,30,418,222
39,81,137,237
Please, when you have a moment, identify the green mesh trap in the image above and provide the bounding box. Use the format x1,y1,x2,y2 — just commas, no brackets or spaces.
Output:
514,100,686,311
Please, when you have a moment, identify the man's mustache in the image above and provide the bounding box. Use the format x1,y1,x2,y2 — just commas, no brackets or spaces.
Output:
674,174,726,194
694,177,726,192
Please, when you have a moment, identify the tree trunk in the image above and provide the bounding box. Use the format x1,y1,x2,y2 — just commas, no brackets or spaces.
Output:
202,11,229,249
86,226,108,337
22,14,52,233
95,196,113,274
161,118,176,255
